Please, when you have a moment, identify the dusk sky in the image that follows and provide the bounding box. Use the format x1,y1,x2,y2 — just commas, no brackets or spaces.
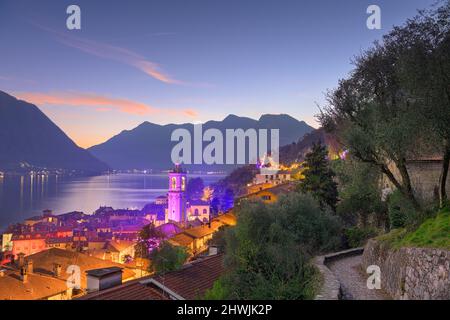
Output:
0,0,438,148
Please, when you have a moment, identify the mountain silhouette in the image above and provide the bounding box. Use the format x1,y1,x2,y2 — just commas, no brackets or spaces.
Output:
0,91,109,174
89,114,314,171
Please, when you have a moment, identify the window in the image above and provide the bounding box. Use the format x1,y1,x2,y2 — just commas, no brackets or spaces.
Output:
171,177,177,190
262,195,271,201
194,209,199,215
203,209,207,214
181,176,186,191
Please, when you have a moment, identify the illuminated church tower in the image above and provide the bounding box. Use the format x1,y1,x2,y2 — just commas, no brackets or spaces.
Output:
167,164,187,223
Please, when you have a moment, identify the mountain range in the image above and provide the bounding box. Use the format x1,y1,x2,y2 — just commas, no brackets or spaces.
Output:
0,90,315,173
88,114,314,171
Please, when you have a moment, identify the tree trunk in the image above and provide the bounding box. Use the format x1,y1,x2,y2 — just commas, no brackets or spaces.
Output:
439,139,450,208
394,160,421,211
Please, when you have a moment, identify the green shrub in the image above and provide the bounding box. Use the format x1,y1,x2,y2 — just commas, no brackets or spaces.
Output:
387,190,419,229
344,227,378,248
203,278,229,300
149,241,189,274
214,192,341,299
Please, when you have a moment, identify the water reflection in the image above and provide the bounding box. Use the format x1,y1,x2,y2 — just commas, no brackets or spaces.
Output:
0,173,223,229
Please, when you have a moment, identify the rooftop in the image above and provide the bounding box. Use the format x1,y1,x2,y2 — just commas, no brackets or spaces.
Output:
107,239,136,252
86,267,123,278
152,254,226,299
23,248,135,288
0,268,68,300
168,233,194,247
188,199,210,206
182,221,223,239
79,254,225,300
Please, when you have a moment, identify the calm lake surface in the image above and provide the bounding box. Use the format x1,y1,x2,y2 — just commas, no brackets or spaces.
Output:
0,173,224,230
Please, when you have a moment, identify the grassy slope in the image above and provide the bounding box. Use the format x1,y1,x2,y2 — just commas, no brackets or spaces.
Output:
377,207,450,250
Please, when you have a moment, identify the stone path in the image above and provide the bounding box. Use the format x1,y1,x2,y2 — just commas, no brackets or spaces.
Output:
327,255,391,300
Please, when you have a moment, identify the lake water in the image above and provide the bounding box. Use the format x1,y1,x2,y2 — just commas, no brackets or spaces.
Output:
0,173,224,230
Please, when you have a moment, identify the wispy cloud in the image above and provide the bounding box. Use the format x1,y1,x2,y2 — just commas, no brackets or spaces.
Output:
14,91,198,117
34,24,181,84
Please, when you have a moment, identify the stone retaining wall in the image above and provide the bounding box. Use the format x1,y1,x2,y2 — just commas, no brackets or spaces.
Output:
362,239,450,300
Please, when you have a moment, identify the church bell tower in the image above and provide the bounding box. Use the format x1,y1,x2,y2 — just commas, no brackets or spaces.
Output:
167,164,187,223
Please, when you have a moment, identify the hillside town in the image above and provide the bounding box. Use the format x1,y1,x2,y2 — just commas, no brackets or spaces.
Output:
0,0,449,306
0,164,298,300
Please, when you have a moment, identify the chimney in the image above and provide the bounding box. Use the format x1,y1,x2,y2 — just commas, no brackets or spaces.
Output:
209,245,218,256
20,266,28,283
86,267,123,292
53,263,62,277
17,253,25,268
26,260,33,274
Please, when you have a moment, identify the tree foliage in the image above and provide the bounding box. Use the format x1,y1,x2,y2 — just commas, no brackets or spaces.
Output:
333,158,386,227
299,143,338,213
149,241,189,274
135,224,164,259
207,193,341,299
388,2,450,207
186,177,205,200
319,1,450,209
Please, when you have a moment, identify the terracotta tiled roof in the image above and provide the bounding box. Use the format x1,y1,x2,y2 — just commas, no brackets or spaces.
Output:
24,248,135,289
156,223,183,238
182,221,222,239
152,254,225,299
107,240,135,252
79,254,225,300
212,212,237,226
239,182,295,199
0,268,68,300
168,233,194,247
46,237,73,244
77,276,167,300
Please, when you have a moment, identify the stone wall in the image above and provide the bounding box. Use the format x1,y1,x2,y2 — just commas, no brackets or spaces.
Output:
382,160,450,202
362,239,450,300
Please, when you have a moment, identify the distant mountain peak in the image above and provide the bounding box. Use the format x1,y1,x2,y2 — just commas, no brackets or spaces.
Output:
0,91,109,174
89,113,314,171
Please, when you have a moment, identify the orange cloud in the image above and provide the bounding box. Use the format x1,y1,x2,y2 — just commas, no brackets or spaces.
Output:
183,109,199,117
133,60,181,84
14,92,199,119
34,24,180,84
15,92,156,115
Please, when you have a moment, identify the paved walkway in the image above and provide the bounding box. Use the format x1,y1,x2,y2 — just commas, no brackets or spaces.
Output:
327,255,391,300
